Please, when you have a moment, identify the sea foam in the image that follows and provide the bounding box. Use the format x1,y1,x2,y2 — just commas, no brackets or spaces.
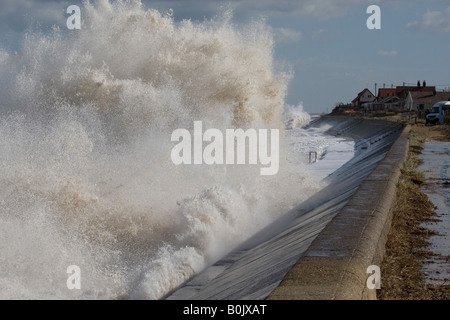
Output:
0,0,319,299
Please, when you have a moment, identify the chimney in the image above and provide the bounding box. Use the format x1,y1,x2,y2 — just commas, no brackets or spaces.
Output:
423,80,426,87
417,80,421,87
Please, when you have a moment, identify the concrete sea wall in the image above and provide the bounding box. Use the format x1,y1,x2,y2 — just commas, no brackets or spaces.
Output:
267,122,410,300
166,117,409,300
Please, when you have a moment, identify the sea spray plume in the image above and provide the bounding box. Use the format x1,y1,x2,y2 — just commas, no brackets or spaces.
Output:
0,0,319,299
62,0,288,131
284,103,311,129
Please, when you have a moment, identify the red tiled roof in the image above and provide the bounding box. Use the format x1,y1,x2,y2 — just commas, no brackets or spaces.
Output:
378,88,396,99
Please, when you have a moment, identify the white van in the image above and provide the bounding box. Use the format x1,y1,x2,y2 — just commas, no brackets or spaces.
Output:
426,101,450,125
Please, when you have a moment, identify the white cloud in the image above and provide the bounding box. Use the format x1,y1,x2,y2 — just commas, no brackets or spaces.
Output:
311,28,324,38
407,7,450,33
273,27,302,46
378,50,397,57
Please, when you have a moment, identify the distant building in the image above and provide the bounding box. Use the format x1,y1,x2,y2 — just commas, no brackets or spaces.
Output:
381,95,402,109
404,90,450,111
352,88,376,107
355,81,449,113
377,88,396,100
396,81,436,101
366,88,400,111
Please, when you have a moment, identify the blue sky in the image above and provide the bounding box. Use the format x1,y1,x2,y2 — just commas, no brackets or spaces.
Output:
1,0,449,113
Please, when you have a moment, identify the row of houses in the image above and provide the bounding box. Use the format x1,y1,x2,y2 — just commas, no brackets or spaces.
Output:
351,81,450,113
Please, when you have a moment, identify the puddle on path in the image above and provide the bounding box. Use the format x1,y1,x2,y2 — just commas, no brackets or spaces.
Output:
418,141,450,286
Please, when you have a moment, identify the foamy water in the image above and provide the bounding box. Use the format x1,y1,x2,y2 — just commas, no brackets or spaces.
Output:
285,114,355,181
0,0,332,300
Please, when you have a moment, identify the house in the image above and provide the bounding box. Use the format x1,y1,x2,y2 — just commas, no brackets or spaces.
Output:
396,81,436,99
352,88,376,107
349,81,449,114
364,88,400,111
404,90,450,112
381,95,402,110
364,95,403,111
378,88,396,100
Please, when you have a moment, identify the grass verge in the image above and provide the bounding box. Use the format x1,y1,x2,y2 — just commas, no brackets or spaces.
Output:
378,126,450,300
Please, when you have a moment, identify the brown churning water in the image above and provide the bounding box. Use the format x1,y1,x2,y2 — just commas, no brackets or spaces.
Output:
0,0,319,299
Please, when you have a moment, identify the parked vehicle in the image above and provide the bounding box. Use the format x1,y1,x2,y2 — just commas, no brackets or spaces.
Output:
426,101,450,125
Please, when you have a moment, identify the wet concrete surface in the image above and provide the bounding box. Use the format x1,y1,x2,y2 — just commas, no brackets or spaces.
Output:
418,141,450,286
